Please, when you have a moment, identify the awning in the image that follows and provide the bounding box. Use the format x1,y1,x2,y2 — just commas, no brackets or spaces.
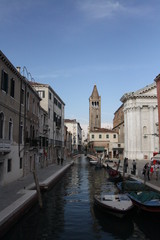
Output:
94,147,105,151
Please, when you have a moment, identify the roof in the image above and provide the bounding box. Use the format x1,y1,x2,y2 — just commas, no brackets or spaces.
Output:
90,128,116,133
31,82,65,105
90,85,100,99
120,82,157,103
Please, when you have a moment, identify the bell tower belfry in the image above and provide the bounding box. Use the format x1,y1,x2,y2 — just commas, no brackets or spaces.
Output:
89,85,101,131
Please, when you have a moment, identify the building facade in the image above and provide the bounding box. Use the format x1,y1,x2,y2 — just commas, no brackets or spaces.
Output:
64,119,82,153
0,51,25,185
113,104,124,159
88,128,119,158
121,82,159,160
31,83,65,162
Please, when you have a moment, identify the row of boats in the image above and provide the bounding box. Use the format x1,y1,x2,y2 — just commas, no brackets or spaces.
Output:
88,156,160,218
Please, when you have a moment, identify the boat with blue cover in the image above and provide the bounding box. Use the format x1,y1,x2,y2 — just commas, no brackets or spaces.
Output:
127,191,160,213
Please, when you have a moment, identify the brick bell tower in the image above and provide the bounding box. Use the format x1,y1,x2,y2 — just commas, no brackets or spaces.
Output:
89,85,101,131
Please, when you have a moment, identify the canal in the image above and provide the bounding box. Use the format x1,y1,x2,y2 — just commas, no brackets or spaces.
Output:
2,155,160,240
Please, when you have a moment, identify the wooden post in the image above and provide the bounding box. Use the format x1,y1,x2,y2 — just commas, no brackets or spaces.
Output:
33,169,43,208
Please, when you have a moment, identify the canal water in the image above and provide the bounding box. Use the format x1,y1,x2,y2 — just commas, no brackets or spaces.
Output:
2,156,160,240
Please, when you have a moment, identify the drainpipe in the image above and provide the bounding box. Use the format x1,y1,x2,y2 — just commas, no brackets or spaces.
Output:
154,74,160,151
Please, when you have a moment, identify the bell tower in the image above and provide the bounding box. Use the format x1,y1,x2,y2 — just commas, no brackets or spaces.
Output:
89,85,101,131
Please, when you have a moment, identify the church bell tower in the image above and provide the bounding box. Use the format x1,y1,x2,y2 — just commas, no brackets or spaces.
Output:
89,85,101,131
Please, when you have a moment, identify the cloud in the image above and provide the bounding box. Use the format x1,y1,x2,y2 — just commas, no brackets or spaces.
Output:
77,0,154,20
77,0,125,19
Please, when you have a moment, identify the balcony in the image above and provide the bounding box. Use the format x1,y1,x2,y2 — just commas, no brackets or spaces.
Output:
0,139,11,153
25,138,39,147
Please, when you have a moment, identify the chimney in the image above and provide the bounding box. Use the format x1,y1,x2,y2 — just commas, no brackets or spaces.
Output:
16,66,21,73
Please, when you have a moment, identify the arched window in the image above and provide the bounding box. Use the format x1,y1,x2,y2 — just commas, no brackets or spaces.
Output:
8,118,12,141
0,112,4,139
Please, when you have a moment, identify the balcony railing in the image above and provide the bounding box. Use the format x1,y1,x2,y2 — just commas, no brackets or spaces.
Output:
0,139,11,153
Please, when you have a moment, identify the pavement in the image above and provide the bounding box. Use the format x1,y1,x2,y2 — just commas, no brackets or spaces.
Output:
112,158,160,191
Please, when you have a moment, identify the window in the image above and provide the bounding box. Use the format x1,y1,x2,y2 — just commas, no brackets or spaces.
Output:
49,92,52,100
1,70,8,93
54,97,58,105
0,112,4,139
32,98,35,113
92,134,94,139
106,134,109,139
8,118,12,141
21,89,24,104
7,159,12,172
99,134,102,139
118,144,121,147
49,108,51,119
10,78,15,98
27,92,30,111
20,158,22,169
58,102,61,109
113,134,116,139
20,121,23,144
38,90,45,98
96,115,98,118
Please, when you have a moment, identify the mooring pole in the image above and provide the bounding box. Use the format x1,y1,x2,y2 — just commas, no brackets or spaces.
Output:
33,169,43,208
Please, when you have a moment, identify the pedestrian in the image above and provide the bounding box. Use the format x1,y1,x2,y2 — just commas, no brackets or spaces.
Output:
61,157,64,165
124,157,128,173
132,160,136,175
150,164,154,179
57,155,60,165
143,163,150,182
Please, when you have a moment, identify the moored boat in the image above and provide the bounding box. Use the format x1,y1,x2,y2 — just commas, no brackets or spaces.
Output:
94,194,133,218
90,160,98,165
106,164,122,182
127,191,160,213
116,180,150,193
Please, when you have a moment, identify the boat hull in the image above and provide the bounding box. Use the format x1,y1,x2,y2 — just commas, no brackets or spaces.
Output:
94,194,133,218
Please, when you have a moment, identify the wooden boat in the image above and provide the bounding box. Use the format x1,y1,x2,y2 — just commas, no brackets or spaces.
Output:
116,180,150,193
106,164,122,182
94,194,133,218
127,191,160,213
90,160,98,165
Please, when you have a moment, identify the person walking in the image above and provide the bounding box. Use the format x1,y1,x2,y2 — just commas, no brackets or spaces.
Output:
61,157,64,165
132,160,136,175
124,157,128,173
57,155,60,165
143,163,150,183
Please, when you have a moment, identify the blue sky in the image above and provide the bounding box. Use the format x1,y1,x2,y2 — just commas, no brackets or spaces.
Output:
1,0,160,131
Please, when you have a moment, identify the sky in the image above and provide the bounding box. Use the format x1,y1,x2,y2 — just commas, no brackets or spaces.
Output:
1,0,160,133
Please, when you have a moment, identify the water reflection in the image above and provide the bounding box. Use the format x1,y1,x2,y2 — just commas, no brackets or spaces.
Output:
2,156,160,240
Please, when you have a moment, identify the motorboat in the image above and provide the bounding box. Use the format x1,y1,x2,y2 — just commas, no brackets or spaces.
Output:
94,193,133,218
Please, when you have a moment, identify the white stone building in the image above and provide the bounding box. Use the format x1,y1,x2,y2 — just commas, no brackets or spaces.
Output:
64,119,82,153
121,82,159,160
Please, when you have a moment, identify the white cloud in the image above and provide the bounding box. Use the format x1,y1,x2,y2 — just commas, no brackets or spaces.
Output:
77,0,154,20
77,0,125,19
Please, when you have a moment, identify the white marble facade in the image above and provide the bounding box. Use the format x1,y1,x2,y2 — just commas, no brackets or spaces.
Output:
121,82,159,160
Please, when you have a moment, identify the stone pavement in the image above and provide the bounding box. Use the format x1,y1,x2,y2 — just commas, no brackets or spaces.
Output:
114,158,160,190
